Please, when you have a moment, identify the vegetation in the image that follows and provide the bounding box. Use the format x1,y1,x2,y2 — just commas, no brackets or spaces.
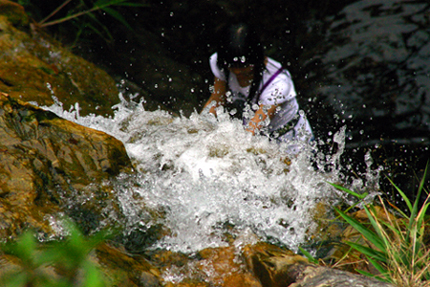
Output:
312,163,430,287
0,221,112,287
15,0,148,44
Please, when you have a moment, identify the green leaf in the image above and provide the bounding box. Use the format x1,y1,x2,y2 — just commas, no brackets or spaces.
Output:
335,207,386,252
94,0,127,7
386,177,413,214
84,17,114,41
356,269,391,283
363,205,390,250
81,261,106,287
94,0,146,8
298,246,319,265
346,241,387,263
102,6,133,30
367,255,389,276
114,2,149,7
328,182,368,200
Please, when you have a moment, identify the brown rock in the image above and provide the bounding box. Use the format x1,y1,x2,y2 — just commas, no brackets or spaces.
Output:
242,242,309,287
96,243,162,287
0,0,29,26
0,94,131,238
289,264,394,287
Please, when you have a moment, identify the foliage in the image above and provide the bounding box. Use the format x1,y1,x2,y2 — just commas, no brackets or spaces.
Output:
0,220,113,287
332,163,430,286
17,0,148,45
38,0,147,28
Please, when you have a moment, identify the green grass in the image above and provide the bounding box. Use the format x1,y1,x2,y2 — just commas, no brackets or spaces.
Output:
330,163,430,286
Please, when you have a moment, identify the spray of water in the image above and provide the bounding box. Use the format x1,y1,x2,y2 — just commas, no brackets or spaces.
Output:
42,93,367,253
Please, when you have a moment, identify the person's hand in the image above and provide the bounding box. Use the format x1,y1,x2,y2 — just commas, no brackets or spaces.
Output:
245,121,258,135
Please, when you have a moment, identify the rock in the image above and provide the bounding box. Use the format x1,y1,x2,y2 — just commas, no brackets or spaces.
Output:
243,241,394,287
289,265,394,287
0,93,131,238
150,240,394,287
95,243,162,287
0,0,29,27
243,242,309,287
0,0,119,116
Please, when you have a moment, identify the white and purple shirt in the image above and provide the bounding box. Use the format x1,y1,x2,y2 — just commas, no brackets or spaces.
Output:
209,53,313,143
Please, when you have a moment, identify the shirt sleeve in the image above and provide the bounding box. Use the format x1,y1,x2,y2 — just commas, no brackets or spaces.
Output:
209,53,227,81
258,71,297,106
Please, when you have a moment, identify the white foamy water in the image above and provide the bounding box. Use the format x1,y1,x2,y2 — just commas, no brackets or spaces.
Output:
43,94,345,253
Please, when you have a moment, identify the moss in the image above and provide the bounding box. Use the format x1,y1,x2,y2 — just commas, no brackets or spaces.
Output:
0,1,29,28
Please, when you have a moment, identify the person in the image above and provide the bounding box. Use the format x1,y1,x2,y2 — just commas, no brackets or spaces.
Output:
202,22,314,145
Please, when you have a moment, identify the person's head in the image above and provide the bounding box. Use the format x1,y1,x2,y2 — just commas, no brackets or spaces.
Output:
216,22,266,99
216,22,264,71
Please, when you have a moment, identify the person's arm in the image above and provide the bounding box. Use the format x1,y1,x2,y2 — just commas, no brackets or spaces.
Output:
245,104,279,135
202,77,227,115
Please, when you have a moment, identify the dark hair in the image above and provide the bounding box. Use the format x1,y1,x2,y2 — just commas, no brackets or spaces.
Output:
216,22,266,104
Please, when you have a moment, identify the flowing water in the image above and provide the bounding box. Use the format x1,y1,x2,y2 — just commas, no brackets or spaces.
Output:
42,95,366,254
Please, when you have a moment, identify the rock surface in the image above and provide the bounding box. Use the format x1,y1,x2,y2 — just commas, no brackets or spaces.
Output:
149,242,394,287
0,93,131,239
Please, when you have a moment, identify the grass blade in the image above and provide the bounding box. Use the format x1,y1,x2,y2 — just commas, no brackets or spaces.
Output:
335,207,386,252
102,7,133,30
328,182,368,200
298,246,319,265
386,177,413,214
346,241,387,263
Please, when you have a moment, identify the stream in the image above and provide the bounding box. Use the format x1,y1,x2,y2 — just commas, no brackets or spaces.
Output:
43,95,362,254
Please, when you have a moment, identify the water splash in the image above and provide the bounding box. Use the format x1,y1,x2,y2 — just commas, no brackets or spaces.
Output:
43,94,349,253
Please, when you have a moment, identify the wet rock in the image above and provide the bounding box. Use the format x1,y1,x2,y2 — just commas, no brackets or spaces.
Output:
243,241,394,287
95,243,162,287
0,94,131,239
0,0,29,27
150,245,263,287
289,264,394,287
243,242,309,287
149,240,394,287
0,0,119,117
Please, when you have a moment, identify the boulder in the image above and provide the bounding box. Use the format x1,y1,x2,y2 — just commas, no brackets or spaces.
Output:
0,93,131,238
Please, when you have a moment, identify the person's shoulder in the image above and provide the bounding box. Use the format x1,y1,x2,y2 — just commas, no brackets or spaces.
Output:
210,52,218,63
209,52,226,80
260,58,296,102
264,58,291,81
266,57,282,69
209,53,219,69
